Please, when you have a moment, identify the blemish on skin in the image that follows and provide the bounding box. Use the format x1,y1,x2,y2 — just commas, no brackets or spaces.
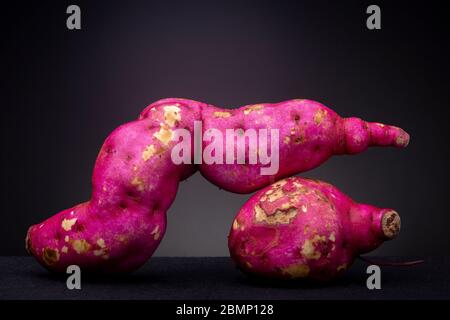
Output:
64,235,69,242
61,218,77,231
61,246,68,254
243,104,263,115
301,235,326,260
395,135,408,147
284,136,291,144
102,186,107,192
329,232,335,242
314,109,327,125
131,176,145,191
337,264,347,271
72,239,91,254
254,204,297,225
232,219,240,230
142,145,156,161
117,235,129,243
163,105,181,127
301,205,307,213
213,111,231,118
294,136,304,144
93,238,107,256
313,189,330,203
96,238,106,248
246,261,253,268
42,248,60,265
267,188,285,202
282,264,310,278
151,225,160,240
290,128,296,135
272,180,287,189
265,189,274,195
303,225,310,235
93,248,107,259
154,125,173,145
353,134,362,144
293,181,303,189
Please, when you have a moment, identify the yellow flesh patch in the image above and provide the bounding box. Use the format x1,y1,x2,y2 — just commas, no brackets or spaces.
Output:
301,235,326,260
142,145,156,161
272,180,287,189
213,111,231,118
131,176,145,191
96,238,105,248
255,178,312,225
72,239,91,254
163,105,181,127
282,264,310,278
267,188,285,202
243,104,263,115
254,205,297,225
329,232,335,242
314,109,327,125
154,125,173,145
61,218,77,231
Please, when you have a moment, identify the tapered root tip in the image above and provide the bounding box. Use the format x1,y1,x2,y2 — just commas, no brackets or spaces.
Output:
394,129,410,148
382,211,401,239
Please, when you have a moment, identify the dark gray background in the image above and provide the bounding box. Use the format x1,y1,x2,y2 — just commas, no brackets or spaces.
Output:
2,0,449,257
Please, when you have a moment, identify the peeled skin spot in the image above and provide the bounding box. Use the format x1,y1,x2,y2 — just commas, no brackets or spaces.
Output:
26,98,408,273
228,177,401,282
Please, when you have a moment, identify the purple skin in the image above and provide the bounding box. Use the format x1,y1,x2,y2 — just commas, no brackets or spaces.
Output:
228,177,401,282
26,98,409,273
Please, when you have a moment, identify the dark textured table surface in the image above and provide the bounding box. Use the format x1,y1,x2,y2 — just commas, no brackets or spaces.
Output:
0,256,449,300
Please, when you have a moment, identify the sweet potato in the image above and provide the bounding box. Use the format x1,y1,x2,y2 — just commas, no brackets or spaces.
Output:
198,99,408,193
26,98,408,273
228,176,401,282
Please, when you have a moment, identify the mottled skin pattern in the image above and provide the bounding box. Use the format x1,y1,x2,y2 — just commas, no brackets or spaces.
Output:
228,177,401,282
26,98,408,273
